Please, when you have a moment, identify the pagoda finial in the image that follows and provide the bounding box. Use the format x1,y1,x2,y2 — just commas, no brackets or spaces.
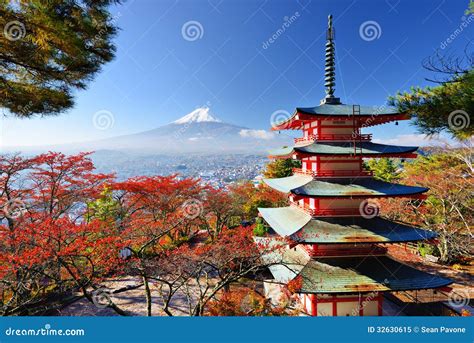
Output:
321,14,341,105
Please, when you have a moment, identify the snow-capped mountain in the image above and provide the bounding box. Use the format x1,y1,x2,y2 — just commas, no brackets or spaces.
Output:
60,107,291,154
172,107,221,124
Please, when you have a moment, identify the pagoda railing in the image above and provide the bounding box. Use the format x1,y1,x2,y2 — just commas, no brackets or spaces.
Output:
303,245,387,257
294,133,372,145
292,168,373,177
291,202,363,217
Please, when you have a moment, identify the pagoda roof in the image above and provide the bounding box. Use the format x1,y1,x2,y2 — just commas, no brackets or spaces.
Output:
297,256,452,293
269,141,418,158
297,104,400,116
263,175,428,198
272,104,409,130
263,174,312,193
255,237,452,293
258,206,437,243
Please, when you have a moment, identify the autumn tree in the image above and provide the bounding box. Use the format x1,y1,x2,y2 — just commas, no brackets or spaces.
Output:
1,1,120,117
0,154,36,231
111,175,204,316
200,187,237,240
206,288,292,316
147,227,289,316
0,152,122,315
229,181,287,219
381,150,473,263
1,153,295,317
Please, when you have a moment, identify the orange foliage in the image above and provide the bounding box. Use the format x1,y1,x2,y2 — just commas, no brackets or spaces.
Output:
206,288,287,316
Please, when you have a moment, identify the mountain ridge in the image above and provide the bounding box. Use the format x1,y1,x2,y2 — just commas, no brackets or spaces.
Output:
6,107,289,155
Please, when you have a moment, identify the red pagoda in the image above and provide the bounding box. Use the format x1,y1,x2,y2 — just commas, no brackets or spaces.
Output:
256,15,452,316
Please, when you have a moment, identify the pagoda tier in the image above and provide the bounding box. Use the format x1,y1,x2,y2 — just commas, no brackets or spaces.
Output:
272,104,409,131
258,207,437,244
263,175,428,198
269,141,418,159
256,238,451,294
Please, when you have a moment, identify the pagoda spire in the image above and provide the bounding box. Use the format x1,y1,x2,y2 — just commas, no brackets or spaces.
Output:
321,14,341,105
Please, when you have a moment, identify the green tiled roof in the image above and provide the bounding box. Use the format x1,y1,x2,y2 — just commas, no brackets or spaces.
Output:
259,207,312,236
263,175,428,197
255,237,452,293
298,256,452,293
293,178,428,197
258,206,437,243
297,104,400,116
268,146,294,157
293,217,437,243
263,174,313,193
269,141,417,157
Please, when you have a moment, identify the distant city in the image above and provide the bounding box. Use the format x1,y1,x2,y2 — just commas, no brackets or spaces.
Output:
92,152,268,188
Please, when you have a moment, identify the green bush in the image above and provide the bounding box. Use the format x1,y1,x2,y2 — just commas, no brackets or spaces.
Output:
253,223,268,237
228,216,242,228
417,242,435,257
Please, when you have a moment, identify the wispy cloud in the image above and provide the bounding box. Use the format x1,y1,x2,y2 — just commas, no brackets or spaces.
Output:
239,129,275,140
373,134,446,146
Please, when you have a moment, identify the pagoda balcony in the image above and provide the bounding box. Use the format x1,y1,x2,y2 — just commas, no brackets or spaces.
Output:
292,168,373,178
303,244,388,257
290,202,363,217
294,133,372,145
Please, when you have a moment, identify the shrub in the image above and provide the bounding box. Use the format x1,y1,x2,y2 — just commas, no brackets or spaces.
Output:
253,223,268,237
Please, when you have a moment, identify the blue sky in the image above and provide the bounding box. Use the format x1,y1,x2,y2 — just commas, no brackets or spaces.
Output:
1,0,472,147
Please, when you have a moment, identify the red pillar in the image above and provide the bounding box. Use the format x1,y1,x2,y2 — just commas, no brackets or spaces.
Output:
311,294,317,316
377,294,383,316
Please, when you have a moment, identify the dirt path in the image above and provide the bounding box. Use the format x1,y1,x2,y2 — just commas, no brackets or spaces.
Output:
59,277,193,316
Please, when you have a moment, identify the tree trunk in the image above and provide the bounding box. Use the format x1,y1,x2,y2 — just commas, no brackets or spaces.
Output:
193,303,202,316
143,274,153,316
437,235,449,263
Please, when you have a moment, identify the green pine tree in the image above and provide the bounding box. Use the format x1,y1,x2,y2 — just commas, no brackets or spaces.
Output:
389,71,473,140
1,1,120,117
365,158,401,182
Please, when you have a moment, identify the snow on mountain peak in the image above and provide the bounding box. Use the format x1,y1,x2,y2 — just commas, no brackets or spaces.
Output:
172,107,222,124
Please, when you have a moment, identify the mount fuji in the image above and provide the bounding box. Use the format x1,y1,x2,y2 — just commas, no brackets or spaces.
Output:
74,107,291,155
172,107,222,124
